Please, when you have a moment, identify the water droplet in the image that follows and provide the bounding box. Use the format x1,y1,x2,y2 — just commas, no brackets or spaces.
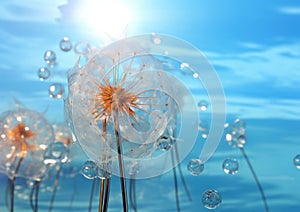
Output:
44,50,56,65
293,154,300,169
60,37,72,52
155,135,171,151
98,162,111,179
37,67,50,81
81,160,98,179
232,118,246,134
180,62,193,75
43,142,69,165
74,41,91,55
198,100,208,111
202,189,222,209
187,159,204,176
48,83,64,99
222,158,239,175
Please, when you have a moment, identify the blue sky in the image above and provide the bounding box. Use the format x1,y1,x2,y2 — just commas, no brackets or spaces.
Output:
0,0,300,120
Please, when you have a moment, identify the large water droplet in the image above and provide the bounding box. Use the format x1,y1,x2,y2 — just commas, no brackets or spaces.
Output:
202,189,222,209
187,159,204,176
293,154,300,169
37,67,50,81
48,83,64,99
81,160,98,179
43,142,69,165
44,50,56,65
59,37,72,52
222,158,239,175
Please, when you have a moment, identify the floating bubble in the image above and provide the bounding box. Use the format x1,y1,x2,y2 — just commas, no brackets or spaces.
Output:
187,159,204,176
293,154,300,169
59,37,72,52
37,67,50,81
155,135,172,151
180,62,193,75
202,189,222,209
48,83,64,99
74,41,91,55
44,50,56,65
81,160,98,179
222,158,239,175
198,100,208,111
43,142,69,165
232,118,246,134
98,162,111,179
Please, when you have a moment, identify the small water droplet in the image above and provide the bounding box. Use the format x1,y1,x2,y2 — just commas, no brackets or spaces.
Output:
44,50,56,65
187,159,204,176
43,142,69,165
293,154,300,169
155,135,172,151
232,118,246,134
222,158,239,175
98,162,111,179
60,37,72,52
48,83,64,99
74,41,91,55
198,100,208,111
180,62,193,75
37,67,50,81
202,189,222,209
81,160,98,179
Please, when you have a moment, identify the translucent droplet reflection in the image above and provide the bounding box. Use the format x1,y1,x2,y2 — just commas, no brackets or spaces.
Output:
74,41,91,55
232,118,246,134
201,189,222,209
155,135,172,151
37,67,50,81
293,154,300,169
59,37,72,52
222,158,239,175
81,160,98,179
48,83,64,99
44,50,56,64
198,100,208,111
43,142,69,165
98,162,111,179
187,159,204,176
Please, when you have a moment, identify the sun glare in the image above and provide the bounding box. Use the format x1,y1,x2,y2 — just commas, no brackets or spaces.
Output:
80,0,131,38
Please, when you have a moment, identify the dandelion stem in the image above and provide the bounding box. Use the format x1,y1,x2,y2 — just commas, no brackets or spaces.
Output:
171,148,180,212
174,143,192,201
30,180,40,212
48,166,62,212
10,156,24,212
103,178,111,212
98,178,105,212
129,176,137,212
240,147,269,212
89,178,97,212
115,129,128,212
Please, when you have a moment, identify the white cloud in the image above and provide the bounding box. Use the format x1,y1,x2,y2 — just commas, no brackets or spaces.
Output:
278,6,300,15
0,0,67,23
